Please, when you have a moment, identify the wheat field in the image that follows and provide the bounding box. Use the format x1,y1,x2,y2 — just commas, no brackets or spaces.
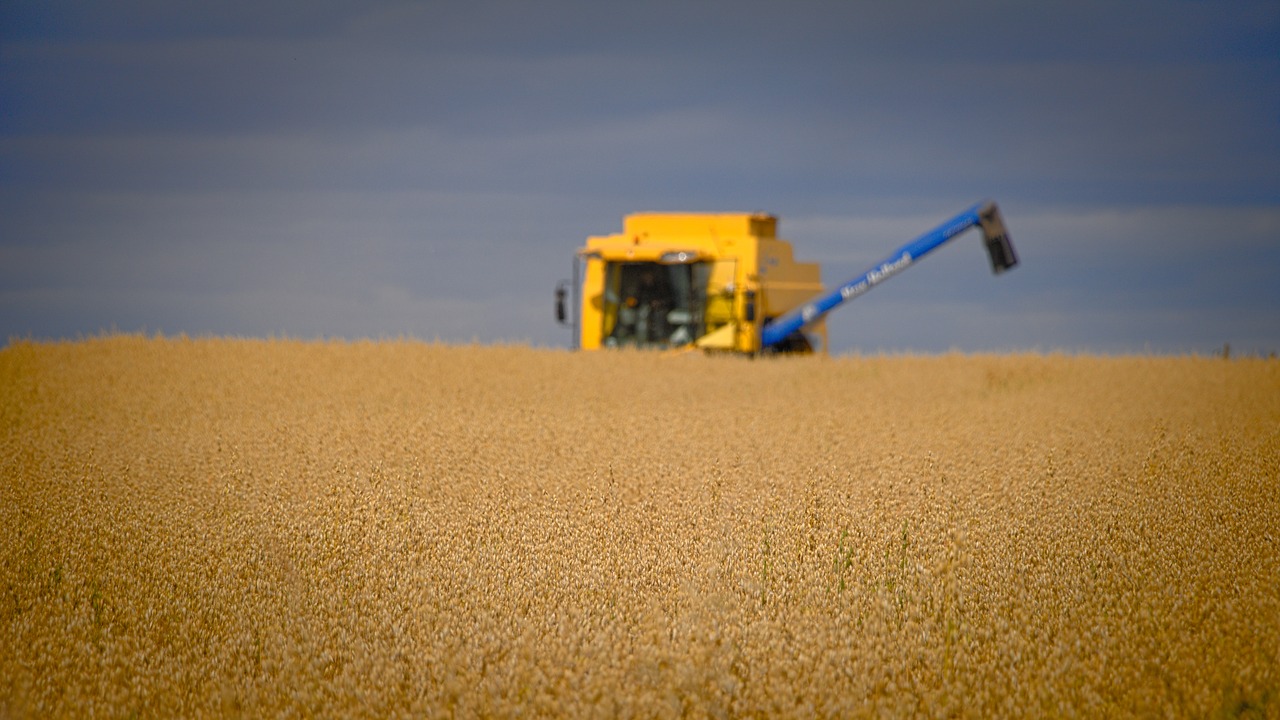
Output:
1,336,1277,717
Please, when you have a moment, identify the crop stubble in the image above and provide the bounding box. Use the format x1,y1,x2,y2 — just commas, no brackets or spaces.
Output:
1,336,1277,717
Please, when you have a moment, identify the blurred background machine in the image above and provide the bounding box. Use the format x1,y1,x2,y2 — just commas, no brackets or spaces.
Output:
556,201,1017,354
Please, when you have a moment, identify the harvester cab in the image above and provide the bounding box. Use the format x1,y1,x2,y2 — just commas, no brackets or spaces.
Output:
556,201,1017,354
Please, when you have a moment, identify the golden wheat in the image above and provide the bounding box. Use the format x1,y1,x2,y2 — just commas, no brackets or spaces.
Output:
2,336,1277,717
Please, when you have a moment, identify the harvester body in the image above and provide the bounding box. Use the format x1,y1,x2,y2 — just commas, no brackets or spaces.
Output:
557,202,1017,354
570,212,826,353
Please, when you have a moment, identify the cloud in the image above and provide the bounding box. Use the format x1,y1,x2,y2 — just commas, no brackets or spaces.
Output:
1,1,1277,353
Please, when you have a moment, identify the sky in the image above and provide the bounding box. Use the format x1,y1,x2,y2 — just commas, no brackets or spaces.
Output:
2,0,1278,355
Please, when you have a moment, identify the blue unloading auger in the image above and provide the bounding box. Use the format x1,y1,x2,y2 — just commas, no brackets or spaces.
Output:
760,200,1018,349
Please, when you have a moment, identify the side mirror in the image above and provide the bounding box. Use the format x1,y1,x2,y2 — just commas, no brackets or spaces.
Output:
554,281,569,325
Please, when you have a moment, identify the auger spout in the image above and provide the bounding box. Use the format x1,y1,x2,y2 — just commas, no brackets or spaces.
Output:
760,201,1017,349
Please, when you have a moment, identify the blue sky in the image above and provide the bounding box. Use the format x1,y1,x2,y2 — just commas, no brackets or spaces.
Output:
3,1,1278,354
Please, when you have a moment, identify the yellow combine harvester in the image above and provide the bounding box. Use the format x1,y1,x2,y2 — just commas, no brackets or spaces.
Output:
555,202,1018,354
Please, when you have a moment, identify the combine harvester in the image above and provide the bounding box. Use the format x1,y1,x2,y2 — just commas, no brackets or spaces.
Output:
555,201,1018,354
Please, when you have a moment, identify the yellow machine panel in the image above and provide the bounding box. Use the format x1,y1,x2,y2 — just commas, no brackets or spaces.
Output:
572,213,825,354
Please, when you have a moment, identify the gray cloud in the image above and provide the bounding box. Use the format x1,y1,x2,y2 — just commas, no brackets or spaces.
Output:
2,1,1277,354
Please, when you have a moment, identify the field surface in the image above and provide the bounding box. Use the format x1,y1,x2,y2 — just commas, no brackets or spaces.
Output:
2,336,1278,718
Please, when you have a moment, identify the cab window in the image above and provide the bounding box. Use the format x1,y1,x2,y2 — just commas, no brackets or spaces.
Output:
602,262,708,348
